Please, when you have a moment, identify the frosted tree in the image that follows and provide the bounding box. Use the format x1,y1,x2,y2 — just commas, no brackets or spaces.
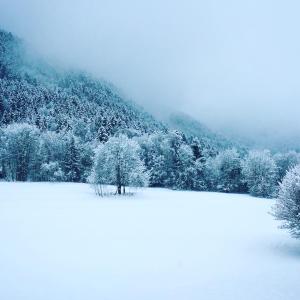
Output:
0,123,40,181
272,165,300,238
193,158,207,191
203,156,218,191
242,150,278,198
176,144,196,190
90,135,149,195
78,143,94,182
88,143,110,196
274,151,300,182
0,128,5,179
63,135,81,182
137,132,171,187
149,154,168,187
39,131,66,164
190,137,202,160
40,162,64,182
212,148,244,193
168,130,186,186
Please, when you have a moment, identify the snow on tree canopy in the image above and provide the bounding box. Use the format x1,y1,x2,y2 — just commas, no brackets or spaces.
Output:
272,164,300,238
89,135,149,195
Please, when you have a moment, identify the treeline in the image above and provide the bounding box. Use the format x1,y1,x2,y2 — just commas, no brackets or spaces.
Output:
1,122,299,198
0,123,94,182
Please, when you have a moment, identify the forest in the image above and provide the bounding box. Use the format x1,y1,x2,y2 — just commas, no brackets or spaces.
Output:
1,29,300,199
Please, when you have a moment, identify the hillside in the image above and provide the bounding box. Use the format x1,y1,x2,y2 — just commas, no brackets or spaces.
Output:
167,113,243,151
0,30,165,142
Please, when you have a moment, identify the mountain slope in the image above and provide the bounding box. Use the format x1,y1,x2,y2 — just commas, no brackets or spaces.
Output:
167,113,243,151
0,29,245,152
0,29,165,142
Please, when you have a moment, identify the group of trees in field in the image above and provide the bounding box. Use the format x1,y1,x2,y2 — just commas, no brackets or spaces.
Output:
1,122,300,199
0,123,93,182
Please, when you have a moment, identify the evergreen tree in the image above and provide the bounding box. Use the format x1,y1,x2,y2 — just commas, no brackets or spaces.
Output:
193,158,207,191
64,135,81,182
190,137,202,160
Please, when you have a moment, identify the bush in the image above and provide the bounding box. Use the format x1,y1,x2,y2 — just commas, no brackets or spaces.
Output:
40,162,65,182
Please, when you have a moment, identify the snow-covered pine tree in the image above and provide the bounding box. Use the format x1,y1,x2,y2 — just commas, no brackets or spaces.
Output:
193,157,207,191
64,135,81,182
190,137,202,160
272,164,300,238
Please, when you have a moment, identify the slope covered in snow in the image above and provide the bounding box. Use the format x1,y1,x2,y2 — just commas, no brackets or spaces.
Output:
167,112,242,152
0,182,299,300
0,29,165,141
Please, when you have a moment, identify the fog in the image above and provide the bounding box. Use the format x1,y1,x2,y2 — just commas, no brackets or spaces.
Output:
1,0,300,146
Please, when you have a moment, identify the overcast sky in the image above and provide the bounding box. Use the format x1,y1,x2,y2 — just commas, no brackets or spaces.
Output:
1,0,300,143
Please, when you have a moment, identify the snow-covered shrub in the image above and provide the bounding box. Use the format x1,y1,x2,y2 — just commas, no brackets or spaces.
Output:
90,135,149,195
40,162,65,182
272,165,300,238
242,150,278,198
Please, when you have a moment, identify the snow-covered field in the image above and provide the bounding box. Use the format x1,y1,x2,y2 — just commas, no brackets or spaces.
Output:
0,182,299,300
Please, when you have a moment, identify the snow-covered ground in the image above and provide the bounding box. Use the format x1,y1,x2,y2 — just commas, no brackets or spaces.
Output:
0,182,299,300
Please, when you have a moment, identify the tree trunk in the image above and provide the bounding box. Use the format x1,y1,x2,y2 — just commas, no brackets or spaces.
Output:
116,162,122,195
117,185,122,195
123,186,125,194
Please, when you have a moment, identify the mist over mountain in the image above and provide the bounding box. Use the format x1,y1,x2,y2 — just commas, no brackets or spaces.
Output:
166,113,241,151
1,27,299,153
0,29,166,142
1,0,300,151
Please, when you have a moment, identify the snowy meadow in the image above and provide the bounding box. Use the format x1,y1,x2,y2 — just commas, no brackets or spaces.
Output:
0,182,299,300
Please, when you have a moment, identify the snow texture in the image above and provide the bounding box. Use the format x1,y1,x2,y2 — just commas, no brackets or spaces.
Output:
0,182,299,300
